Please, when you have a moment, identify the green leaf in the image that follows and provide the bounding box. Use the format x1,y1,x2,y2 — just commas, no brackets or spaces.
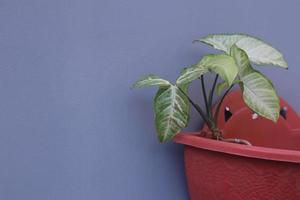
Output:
176,65,208,86
198,34,288,68
154,85,190,142
176,54,238,86
198,54,238,86
230,45,276,88
241,72,280,122
230,45,280,122
132,75,170,88
230,45,254,76
196,34,244,53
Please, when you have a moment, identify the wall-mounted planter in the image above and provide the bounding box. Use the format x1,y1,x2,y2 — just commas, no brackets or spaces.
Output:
174,91,300,200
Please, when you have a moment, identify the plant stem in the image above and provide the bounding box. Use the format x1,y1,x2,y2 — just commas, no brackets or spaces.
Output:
178,87,213,129
208,74,219,117
213,84,234,124
200,75,209,115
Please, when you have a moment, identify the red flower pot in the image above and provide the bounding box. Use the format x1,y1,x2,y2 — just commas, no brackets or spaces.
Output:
173,91,300,200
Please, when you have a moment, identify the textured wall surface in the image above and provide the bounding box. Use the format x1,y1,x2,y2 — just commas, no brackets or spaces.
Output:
0,0,299,199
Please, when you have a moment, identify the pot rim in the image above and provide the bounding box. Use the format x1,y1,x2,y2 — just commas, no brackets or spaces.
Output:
173,132,300,164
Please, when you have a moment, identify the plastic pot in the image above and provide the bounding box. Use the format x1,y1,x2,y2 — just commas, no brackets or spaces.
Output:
173,91,300,200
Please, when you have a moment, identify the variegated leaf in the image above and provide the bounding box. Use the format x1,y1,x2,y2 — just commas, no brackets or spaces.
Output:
176,54,238,86
176,65,208,86
132,75,170,88
198,54,238,86
230,44,254,76
154,85,190,142
241,72,280,122
198,34,288,68
230,45,280,122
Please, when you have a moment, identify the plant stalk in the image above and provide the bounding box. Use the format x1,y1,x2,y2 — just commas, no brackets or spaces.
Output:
208,74,219,118
178,87,214,129
200,75,209,115
213,84,234,124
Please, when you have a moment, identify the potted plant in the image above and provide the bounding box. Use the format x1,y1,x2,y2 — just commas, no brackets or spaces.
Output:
133,34,300,200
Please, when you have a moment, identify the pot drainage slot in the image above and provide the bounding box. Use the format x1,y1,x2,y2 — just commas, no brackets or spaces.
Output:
280,107,288,119
224,107,232,122
224,106,288,122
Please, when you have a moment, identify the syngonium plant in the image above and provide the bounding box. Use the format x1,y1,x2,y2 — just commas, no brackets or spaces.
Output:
133,34,288,144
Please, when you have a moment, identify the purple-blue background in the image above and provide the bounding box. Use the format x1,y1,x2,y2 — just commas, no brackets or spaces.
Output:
0,0,299,199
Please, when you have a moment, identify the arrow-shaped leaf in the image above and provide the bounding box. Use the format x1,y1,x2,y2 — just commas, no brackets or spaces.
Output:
132,75,170,88
198,34,288,68
241,72,280,122
198,54,238,86
176,54,238,86
230,45,280,122
176,65,208,86
230,44,254,77
154,85,190,142
133,74,190,142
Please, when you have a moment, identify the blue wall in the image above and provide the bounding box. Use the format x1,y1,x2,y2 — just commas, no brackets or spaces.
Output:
0,0,299,199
